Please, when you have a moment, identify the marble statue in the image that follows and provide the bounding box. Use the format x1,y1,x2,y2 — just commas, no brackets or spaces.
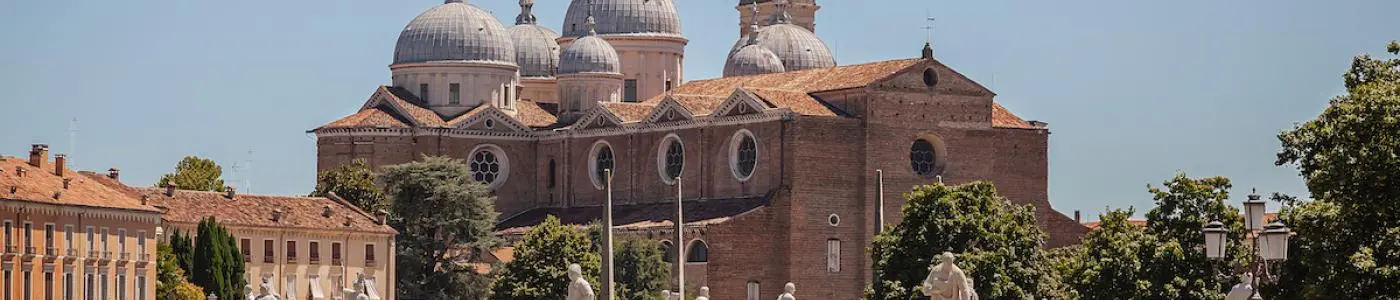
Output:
776,282,796,300
567,263,596,300
244,284,256,300
353,273,372,300
254,277,279,300
661,290,674,300
920,252,977,300
694,286,710,300
1225,273,1255,300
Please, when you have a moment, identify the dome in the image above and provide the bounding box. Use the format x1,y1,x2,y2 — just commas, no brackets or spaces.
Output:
724,45,786,77
393,1,516,65
561,0,682,37
729,23,835,72
559,35,621,74
508,25,561,78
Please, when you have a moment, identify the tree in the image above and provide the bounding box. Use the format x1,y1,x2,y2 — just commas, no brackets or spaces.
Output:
169,230,196,280
1066,208,1150,300
1268,40,1400,299
311,158,388,213
867,181,1063,299
492,216,602,300
382,156,501,300
614,238,669,300
190,217,246,300
155,156,226,192
1137,174,1248,299
157,242,206,300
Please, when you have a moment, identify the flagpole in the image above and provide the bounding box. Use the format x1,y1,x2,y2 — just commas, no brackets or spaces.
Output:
603,169,615,300
675,176,685,300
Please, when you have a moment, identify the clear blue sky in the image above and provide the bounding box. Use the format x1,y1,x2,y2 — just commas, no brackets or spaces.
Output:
2,0,1396,221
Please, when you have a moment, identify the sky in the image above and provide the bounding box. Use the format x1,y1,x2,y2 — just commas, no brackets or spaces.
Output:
1,0,1397,221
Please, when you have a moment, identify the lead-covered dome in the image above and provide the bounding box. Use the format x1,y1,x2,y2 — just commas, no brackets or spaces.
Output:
561,0,682,37
508,25,561,77
559,35,621,74
394,0,516,65
730,23,835,72
725,45,786,77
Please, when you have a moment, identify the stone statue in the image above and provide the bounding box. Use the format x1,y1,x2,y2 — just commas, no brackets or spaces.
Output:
353,273,372,300
254,277,279,300
920,252,977,300
776,282,796,300
694,286,710,300
1225,273,1255,300
566,263,596,300
244,284,256,300
661,290,675,300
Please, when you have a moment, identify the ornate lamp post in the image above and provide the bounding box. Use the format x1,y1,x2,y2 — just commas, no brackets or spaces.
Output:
1204,189,1291,300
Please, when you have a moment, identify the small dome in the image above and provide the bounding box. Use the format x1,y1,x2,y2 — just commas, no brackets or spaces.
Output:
508,25,561,78
559,35,621,74
729,23,835,72
393,1,516,65
724,45,786,77
561,0,682,37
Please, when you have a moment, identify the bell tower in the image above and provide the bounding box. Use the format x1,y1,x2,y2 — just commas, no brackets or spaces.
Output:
737,0,818,37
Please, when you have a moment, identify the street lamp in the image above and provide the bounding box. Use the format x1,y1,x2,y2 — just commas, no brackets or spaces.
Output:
1206,188,1291,300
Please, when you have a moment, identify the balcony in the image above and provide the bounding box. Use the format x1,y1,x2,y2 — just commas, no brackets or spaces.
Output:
136,253,151,267
86,250,100,263
23,246,37,259
2,245,16,259
98,251,112,264
64,249,79,262
117,252,130,265
43,247,58,263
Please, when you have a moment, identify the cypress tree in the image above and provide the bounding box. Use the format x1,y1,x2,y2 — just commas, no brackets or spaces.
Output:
191,217,247,300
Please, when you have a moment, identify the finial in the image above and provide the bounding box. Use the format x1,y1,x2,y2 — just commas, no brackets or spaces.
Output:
586,0,597,35
921,42,934,59
515,0,537,25
770,0,792,25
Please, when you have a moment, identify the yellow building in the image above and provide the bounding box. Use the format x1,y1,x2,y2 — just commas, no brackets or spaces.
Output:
1,144,162,300
88,174,398,300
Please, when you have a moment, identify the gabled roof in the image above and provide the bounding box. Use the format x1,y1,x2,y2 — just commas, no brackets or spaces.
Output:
991,103,1039,129
380,86,449,127
747,88,839,116
134,187,395,234
0,157,161,213
514,100,559,128
318,107,412,129
601,102,656,123
652,59,927,102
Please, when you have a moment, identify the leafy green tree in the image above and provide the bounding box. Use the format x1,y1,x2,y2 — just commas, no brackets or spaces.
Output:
1138,174,1248,299
311,158,388,213
1268,40,1400,299
155,156,226,192
190,217,246,300
157,242,206,300
867,181,1063,299
169,230,196,280
382,156,501,300
1066,208,1150,300
492,216,602,300
614,237,669,300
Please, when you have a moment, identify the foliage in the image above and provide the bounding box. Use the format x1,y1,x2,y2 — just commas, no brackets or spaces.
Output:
492,216,602,300
157,242,205,300
311,158,388,213
169,230,196,280
1065,208,1150,300
867,181,1061,299
1268,40,1400,299
381,156,502,300
1138,174,1248,299
614,237,670,300
155,156,226,192
190,217,246,300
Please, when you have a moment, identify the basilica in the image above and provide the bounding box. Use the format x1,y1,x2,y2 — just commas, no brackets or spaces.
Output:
311,0,1088,299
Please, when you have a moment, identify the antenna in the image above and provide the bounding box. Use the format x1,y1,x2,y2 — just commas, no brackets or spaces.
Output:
922,9,936,44
68,117,78,168
243,149,253,193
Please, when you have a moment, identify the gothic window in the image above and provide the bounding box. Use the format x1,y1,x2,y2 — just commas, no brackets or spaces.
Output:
731,130,758,180
449,83,460,105
686,240,708,263
657,135,685,184
910,139,940,177
469,145,510,188
624,79,638,102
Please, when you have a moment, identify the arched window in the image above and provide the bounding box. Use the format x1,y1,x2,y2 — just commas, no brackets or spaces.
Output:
660,240,675,263
910,139,940,177
547,159,557,189
589,141,615,190
686,240,708,263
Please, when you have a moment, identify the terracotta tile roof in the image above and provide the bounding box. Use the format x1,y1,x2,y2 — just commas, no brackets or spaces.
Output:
748,88,839,116
444,104,493,127
514,100,559,128
382,86,448,127
319,107,412,129
0,157,161,213
991,103,1040,129
494,194,772,235
667,94,727,116
602,102,657,123
650,59,926,102
1080,213,1280,230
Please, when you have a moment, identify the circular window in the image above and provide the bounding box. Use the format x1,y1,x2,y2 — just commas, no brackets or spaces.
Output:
588,141,615,190
828,214,840,227
468,145,509,188
484,119,495,129
730,130,758,181
656,134,685,184
910,139,941,177
922,68,938,87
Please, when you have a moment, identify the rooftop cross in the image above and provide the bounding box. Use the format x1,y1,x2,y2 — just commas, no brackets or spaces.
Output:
586,0,597,35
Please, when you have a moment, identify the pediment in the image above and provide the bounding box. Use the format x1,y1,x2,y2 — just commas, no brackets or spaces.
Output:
642,97,696,124
711,89,770,118
358,87,426,127
573,106,625,130
453,106,530,132
871,60,995,97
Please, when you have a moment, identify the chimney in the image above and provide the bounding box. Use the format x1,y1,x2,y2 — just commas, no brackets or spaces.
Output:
140,195,149,206
53,191,62,200
28,144,48,168
54,154,66,177
375,210,388,225
323,205,333,218
1074,210,1082,223
107,168,121,181
224,186,237,199
16,167,25,177
8,186,16,195
272,209,283,222
62,178,72,190
344,216,353,227
921,42,934,59
164,183,176,197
